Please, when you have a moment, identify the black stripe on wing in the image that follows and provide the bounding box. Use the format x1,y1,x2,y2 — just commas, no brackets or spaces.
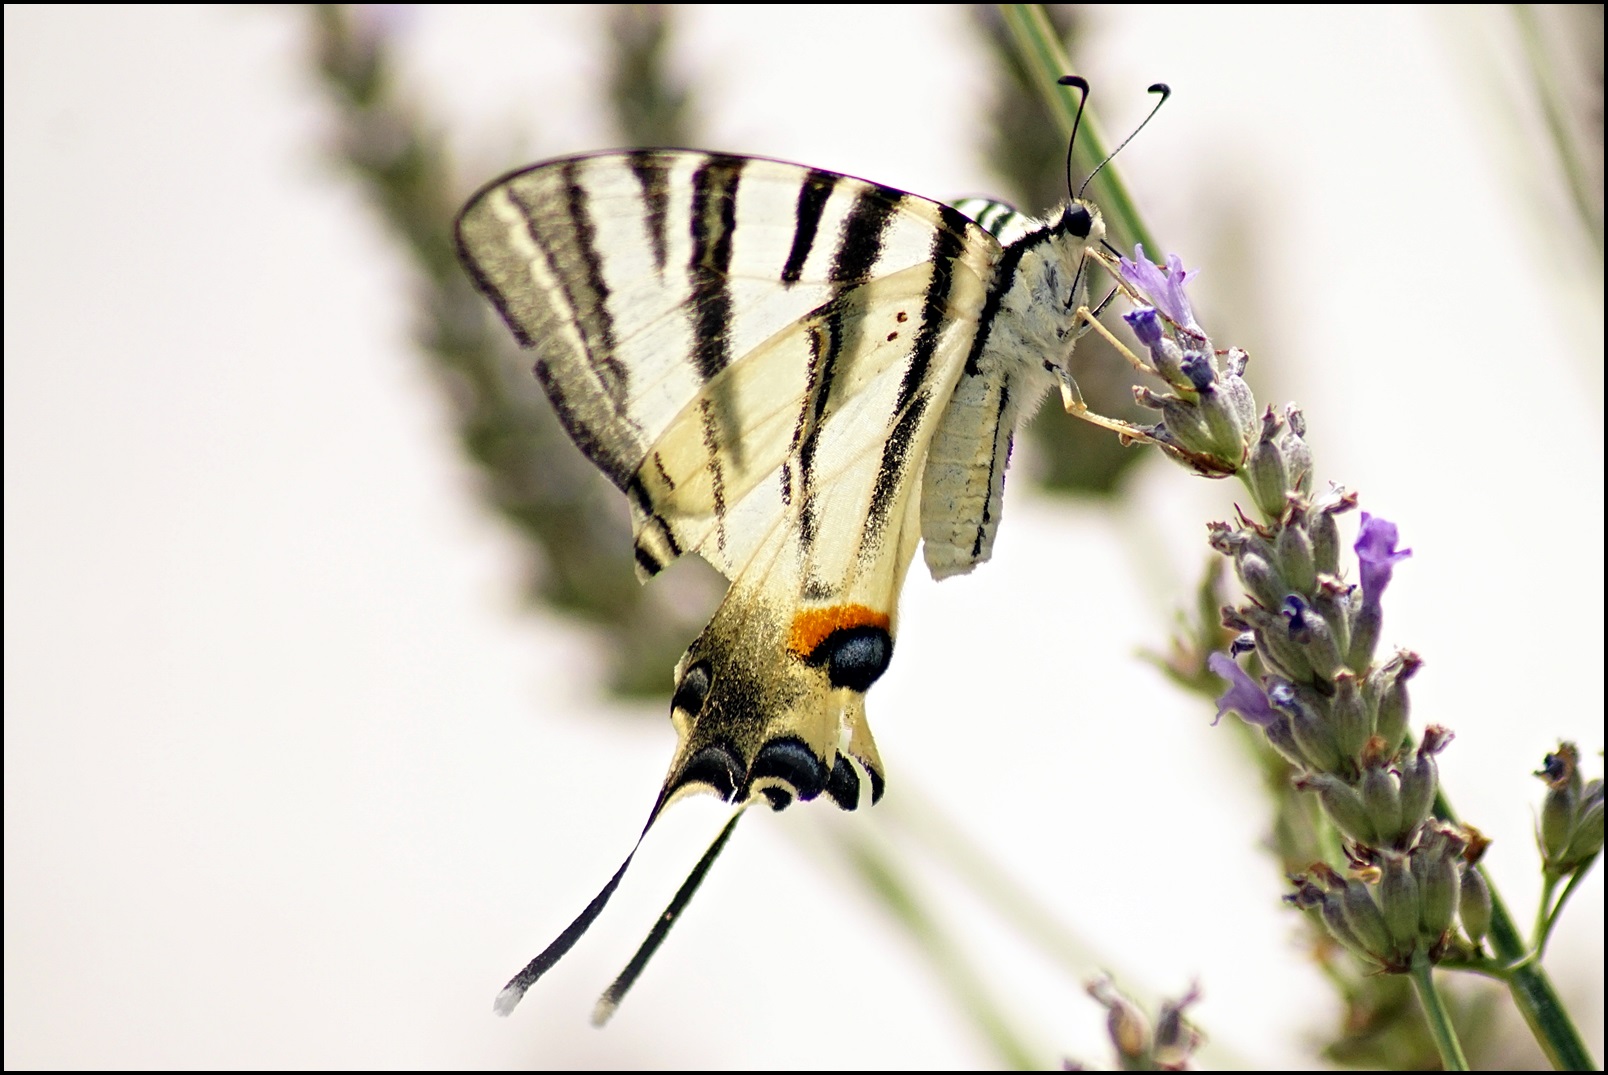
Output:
782,170,840,286
688,155,744,382
973,376,1013,559
627,150,672,276
864,206,976,546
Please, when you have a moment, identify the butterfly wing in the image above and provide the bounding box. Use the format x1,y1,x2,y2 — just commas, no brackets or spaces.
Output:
457,150,1004,809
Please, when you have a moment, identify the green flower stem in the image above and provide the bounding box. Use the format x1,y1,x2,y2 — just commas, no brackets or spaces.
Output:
1409,949,1471,1071
1436,793,1596,1070
1535,867,1596,958
1533,872,1562,954
997,4,1161,259
826,823,1042,1070
879,786,1255,1070
1509,5,1604,254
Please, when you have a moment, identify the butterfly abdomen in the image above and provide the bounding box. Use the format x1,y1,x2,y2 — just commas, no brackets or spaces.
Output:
920,199,1103,578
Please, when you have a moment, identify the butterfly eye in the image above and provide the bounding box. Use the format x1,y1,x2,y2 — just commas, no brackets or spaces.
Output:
805,624,894,692
1064,204,1093,239
671,660,713,716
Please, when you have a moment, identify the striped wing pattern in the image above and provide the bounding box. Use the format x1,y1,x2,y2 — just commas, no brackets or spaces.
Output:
458,150,1008,807
455,150,1102,1018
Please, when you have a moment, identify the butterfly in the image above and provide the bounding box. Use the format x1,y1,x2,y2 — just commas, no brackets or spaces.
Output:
455,80,1153,1021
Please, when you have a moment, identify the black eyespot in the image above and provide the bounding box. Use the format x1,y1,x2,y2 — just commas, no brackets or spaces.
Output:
1064,204,1093,239
672,741,742,801
750,737,827,803
805,625,893,692
671,660,712,716
759,787,793,811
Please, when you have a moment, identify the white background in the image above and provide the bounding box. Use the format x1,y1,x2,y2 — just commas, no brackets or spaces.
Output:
6,6,1602,1069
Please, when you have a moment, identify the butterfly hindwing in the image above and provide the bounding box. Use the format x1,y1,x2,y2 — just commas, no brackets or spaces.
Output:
458,151,1007,803
456,149,1105,1019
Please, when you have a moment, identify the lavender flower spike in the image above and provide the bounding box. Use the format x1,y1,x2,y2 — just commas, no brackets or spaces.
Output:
1118,244,1201,335
1355,512,1412,609
1208,652,1279,727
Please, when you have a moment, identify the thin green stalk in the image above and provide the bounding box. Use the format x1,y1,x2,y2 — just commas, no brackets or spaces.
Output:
829,824,1043,1070
880,785,1255,1071
997,4,1160,257
1409,949,1472,1071
1509,5,1604,254
1535,866,1596,961
1532,872,1561,953
1436,794,1595,1070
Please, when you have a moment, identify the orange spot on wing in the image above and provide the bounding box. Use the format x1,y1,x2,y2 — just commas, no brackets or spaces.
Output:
787,604,890,659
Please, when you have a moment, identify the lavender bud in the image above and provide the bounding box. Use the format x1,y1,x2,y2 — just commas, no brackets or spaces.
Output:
1379,852,1421,955
1151,984,1203,1068
1279,685,1343,773
1360,763,1405,847
1263,714,1314,768
1310,505,1342,577
1223,371,1258,442
1236,551,1287,611
1245,432,1289,519
1278,410,1314,495
1367,651,1420,750
1179,349,1216,391
1290,599,1344,680
1158,395,1218,459
1397,729,1450,837
1318,888,1375,962
1123,305,1165,348
1413,832,1461,938
1250,607,1316,683
1151,338,1190,389
1539,777,1577,863
1275,522,1317,595
1339,875,1393,959
1311,577,1353,658
1536,743,1581,794
1459,865,1492,947
1561,790,1604,868
1329,673,1371,763
1347,599,1382,672
1297,773,1377,844
1087,977,1151,1064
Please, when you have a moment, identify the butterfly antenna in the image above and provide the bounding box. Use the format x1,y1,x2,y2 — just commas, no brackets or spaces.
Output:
1057,74,1092,204
592,806,748,1026
1075,82,1171,202
493,793,670,1016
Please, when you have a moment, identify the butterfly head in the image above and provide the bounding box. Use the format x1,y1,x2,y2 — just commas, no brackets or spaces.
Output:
1057,200,1100,242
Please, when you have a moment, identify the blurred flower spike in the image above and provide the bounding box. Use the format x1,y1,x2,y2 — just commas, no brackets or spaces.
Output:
1072,976,1203,1071
1535,742,1605,876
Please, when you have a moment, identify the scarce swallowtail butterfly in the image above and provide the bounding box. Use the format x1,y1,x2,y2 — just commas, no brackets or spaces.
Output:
456,78,1160,1022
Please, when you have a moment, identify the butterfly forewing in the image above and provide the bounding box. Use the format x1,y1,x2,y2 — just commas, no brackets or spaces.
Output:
456,151,999,577
456,148,1104,1019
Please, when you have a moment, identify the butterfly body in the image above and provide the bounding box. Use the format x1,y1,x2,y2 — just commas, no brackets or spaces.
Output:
456,149,1103,1013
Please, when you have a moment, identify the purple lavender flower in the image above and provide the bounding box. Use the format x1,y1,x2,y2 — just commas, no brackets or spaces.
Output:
1355,512,1412,609
1118,245,1201,335
1123,305,1165,347
1208,652,1278,727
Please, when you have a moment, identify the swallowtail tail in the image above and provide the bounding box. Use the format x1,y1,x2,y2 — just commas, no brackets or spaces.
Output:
458,132,1116,1020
